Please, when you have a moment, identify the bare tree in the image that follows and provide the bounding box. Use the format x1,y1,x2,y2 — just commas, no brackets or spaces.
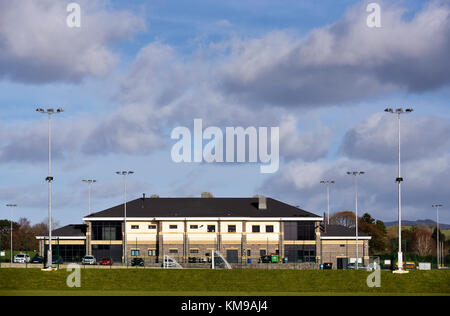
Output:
414,227,433,256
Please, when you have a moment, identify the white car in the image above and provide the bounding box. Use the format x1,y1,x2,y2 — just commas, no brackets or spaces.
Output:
13,253,31,263
82,255,96,265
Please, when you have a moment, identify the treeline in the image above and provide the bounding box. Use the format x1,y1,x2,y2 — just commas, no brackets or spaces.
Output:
329,211,449,256
0,218,59,252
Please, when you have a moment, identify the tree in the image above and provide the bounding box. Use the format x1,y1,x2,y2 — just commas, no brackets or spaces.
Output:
414,227,433,256
329,211,356,228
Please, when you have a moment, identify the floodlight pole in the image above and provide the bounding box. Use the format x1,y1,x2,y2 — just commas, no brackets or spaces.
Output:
36,107,63,269
116,171,134,265
320,180,335,225
82,180,97,216
347,171,364,269
6,204,17,263
385,107,413,273
432,204,443,269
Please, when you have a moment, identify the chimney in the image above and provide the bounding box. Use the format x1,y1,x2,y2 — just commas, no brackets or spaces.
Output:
201,192,214,198
150,194,159,198
258,195,267,210
141,193,146,208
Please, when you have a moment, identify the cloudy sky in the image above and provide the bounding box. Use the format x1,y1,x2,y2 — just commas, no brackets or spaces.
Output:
0,0,449,226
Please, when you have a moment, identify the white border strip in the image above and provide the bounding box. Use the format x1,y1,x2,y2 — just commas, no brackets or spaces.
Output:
321,236,371,240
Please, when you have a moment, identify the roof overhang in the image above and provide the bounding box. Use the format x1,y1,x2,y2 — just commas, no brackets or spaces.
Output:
36,236,86,240
83,217,324,222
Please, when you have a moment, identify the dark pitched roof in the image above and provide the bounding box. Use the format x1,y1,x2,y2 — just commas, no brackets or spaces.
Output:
51,224,87,237
84,197,320,219
322,224,368,237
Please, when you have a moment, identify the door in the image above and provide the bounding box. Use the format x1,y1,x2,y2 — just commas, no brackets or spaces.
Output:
226,249,239,263
337,258,348,270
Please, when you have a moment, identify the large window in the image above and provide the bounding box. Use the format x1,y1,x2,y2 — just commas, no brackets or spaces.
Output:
92,221,122,241
284,221,315,240
284,245,316,263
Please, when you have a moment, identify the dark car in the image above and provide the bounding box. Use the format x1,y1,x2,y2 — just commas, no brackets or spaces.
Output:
258,255,272,263
30,254,44,264
131,258,144,267
99,257,113,266
52,255,63,264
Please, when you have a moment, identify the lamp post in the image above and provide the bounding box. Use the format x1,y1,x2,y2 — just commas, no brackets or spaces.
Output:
347,171,364,270
82,179,97,216
36,107,64,269
432,204,443,269
320,180,335,225
116,171,134,265
385,107,413,273
6,204,17,263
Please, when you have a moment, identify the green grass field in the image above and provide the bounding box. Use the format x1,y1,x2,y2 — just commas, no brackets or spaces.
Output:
0,268,449,296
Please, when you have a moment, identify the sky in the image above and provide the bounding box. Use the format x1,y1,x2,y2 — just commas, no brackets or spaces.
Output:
0,0,449,226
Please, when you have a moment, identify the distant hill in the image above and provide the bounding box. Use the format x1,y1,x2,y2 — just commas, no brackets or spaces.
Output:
384,219,450,230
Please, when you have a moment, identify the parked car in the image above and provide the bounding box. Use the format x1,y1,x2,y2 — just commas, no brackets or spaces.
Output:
347,263,368,270
13,253,30,263
52,255,64,264
99,257,113,266
82,255,96,265
161,257,178,268
30,254,44,264
131,258,144,266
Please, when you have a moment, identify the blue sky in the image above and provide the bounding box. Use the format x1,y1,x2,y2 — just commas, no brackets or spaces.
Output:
0,0,449,226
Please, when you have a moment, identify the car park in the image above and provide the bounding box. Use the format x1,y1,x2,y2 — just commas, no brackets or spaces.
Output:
13,253,30,263
30,254,44,264
82,255,96,265
131,257,144,266
99,257,113,266
52,255,64,265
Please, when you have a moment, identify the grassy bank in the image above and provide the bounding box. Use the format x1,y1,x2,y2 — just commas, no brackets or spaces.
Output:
0,269,449,296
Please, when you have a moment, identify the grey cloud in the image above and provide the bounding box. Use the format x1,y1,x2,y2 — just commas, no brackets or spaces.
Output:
0,0,145,84
340,113,450,163
219,0,450,107
259,155,450,223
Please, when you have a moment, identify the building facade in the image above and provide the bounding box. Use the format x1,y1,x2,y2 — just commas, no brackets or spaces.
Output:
37,195,371,268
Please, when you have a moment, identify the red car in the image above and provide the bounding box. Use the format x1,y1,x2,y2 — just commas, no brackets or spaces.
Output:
99,257,113,266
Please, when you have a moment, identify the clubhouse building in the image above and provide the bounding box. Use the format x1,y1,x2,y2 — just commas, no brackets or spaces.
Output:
36,194,371,269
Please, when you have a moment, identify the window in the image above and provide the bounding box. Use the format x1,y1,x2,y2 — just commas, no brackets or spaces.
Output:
169,249,178,254
131,249,140,256
207,225,216,232
190,249,199,254
148,225,156,230
228,225,236,233
169,225,178,229
260,249,267,256
131,225,139,230
252,225,260,233
190,225,199,229
247,249,251,257
265,225,274,233
92,221,122,241
148,249,157,256
340,244,346,248
297,222,315,240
